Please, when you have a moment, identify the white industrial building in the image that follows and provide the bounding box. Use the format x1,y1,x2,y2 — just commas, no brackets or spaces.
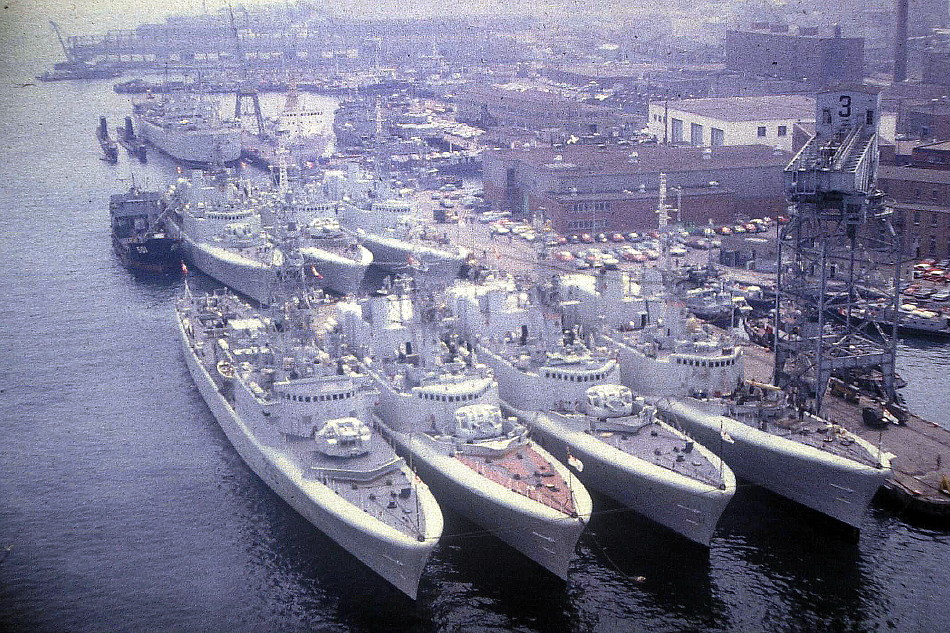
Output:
647,95,815,152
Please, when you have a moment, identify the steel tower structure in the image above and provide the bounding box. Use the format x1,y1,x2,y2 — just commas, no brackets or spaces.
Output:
775,85,904,413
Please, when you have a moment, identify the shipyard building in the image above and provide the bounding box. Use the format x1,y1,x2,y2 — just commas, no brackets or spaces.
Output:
454,84,631,137
879,141,950,259
647,95,815,152
483,144,790,234
724,27,864,87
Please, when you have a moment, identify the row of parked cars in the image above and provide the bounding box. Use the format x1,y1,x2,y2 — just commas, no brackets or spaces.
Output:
911,259,950,284
483,213,779,256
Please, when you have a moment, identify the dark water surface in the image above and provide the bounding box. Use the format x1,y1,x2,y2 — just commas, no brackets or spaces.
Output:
2,31,949,633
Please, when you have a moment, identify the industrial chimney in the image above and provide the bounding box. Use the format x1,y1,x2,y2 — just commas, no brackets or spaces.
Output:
895,0,909,82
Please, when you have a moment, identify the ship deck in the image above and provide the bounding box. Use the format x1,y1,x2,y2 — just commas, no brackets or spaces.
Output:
547,411,725,488
452,442,576,516
280,433,428,538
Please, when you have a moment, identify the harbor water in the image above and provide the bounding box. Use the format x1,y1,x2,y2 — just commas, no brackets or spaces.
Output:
2,26,950,633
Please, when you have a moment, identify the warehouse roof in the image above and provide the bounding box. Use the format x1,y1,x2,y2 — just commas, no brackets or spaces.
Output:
658,95,815,122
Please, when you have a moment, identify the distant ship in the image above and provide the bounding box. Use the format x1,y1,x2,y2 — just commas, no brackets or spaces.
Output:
843,301,950,337
446,276,736,546
96,116,118,163
109,187,180,274
335,283,592,579
38,61,121,82
176,290,442,598
133,92,241,165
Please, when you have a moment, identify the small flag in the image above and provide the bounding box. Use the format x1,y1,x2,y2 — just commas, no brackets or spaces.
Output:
720,429,735,444
407,254,419,267
310,265,323,280
180,261,188,275
567,451,584,472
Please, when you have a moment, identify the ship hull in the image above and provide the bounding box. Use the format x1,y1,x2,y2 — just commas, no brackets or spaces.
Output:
298,245,372,295
658,398,890,528
177,315,440,599
514,407,735,546
165,218,277,304
359,233,465,284
378,421,590,580
113,235,182,274
135,115,241,164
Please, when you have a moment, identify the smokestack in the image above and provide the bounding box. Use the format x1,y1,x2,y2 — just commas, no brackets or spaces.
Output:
895,0,909,82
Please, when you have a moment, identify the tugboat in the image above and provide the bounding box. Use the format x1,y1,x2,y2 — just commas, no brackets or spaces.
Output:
110,187,180,274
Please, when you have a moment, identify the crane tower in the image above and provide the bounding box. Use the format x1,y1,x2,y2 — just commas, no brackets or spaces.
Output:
775,84,904,413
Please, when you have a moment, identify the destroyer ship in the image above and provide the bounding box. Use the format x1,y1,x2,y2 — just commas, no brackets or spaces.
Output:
326,167,468,285
334,283,592,579
266,177,372,296
161,171,289,304
557,270,891,528
109,187,180,274
341,198,468,286
176,289,442,598
133,92,241,165
446,277,735,546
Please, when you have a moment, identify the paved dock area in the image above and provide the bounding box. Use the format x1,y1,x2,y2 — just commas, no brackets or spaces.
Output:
740,340,950,519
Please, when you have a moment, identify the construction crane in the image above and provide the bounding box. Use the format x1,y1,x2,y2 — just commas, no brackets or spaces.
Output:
49,21,73,63
228,3,263,136
775,84,904,414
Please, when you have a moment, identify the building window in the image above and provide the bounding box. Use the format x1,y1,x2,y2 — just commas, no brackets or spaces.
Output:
930,235,937,255
777,125,788,137
822,108,832,124
914,211,921,225
866,110,874,125
690,122,703,146
757,126,767,137
711,128,724,146
671,118,684,143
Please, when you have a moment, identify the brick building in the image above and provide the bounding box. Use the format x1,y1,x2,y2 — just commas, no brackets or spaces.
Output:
724,27,864,87
877,141,950,259
482,144,791,234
